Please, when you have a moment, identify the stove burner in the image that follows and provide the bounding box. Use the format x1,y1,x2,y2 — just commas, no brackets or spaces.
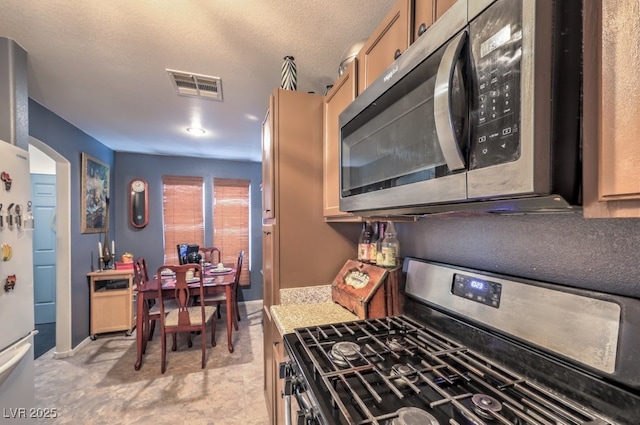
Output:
328,341,361,367
471,393,502,419
386,335,409,351
390,407,440,425
390,363,418,385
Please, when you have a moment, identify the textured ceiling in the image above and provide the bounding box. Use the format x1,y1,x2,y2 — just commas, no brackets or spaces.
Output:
0,0,396,162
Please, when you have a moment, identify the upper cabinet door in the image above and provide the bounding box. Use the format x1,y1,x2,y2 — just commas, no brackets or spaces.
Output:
323,60,359,220
357,0,412,94
599,1,640,201
413,0,435,42
583,1,640,217
435,0,457,20
261,96,275,221
413,0,458,43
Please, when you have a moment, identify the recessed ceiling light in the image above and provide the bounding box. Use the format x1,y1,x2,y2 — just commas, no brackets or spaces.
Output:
186,127,206,136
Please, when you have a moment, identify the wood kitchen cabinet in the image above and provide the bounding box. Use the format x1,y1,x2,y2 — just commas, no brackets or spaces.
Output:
263,306,276,424
262,88,358,422
357,0,412,94
262,97,275,220
273,321,286,425
323,60,360,221
413,0,457,41
264,306,294,425
262,224,275,309
582,1,640,218
261,88,357,307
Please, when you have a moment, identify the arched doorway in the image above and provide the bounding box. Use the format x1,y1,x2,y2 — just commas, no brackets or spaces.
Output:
29,137,72,356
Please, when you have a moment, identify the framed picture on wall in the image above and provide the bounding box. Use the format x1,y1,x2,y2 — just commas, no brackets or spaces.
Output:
81,153,110,234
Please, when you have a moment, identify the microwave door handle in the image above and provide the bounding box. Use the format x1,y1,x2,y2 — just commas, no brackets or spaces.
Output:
434,31,467,172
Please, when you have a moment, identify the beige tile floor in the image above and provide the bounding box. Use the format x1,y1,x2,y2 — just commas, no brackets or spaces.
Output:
34,300,269,425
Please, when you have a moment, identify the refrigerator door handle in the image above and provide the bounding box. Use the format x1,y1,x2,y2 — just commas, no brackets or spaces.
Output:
0,335,33,386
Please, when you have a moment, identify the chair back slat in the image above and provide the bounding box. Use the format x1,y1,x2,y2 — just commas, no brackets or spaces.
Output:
153,263,214,373
199,247,221,264
235,251,244,284
157,264,205,327
133,257,147,288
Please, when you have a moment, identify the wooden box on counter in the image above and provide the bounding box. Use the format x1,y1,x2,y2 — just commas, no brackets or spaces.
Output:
331,259,404,319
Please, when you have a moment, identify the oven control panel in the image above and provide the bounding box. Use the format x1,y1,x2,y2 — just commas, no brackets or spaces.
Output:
452,273,502,308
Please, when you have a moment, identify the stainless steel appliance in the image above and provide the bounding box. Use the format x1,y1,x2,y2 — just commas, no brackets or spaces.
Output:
0,142,36,420
281,258,640,424
339,0,582,215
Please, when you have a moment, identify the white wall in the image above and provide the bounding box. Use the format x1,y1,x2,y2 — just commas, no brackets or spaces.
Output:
29,144,55,174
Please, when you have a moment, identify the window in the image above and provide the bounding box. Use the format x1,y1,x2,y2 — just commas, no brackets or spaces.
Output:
162,176,204,264
213,178,250,285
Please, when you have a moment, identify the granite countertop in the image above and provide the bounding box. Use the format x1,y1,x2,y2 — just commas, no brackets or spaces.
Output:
270,302,358,336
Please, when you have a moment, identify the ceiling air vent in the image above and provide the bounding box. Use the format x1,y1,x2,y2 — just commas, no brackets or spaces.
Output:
166,69,223,101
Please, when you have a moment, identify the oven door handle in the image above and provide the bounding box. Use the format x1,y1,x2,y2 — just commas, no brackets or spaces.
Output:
434,30,467,172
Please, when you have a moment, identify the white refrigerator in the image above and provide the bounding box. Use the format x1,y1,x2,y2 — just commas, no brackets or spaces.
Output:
0,141,36,422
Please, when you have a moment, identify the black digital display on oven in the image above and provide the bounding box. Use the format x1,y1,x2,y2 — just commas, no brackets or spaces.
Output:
452,274,502,308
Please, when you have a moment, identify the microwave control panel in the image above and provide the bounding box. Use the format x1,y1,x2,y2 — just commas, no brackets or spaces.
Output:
468,0,521,170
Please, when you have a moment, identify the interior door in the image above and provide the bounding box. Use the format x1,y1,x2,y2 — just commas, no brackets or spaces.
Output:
31,174,57,324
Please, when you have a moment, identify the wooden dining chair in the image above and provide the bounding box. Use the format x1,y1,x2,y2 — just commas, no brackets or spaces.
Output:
133,258,155,353
156,264,217,373
202,250,244,330
199,246,221,264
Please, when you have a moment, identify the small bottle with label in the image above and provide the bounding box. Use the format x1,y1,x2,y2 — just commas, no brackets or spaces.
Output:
375,221,386,266
368,221,379,264
380,221,400,268
357,221,373,262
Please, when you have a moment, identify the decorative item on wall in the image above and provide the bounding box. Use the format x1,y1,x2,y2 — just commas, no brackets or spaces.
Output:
280,55,297,91
129,178,149,228
81,153,110,234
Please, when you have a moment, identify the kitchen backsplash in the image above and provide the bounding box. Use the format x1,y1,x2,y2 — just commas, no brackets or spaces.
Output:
397,213,640,299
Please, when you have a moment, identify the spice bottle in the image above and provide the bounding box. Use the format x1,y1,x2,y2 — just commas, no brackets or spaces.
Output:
368,221,380,264
380,221,400,268
375,222,386,266
357,222,371,262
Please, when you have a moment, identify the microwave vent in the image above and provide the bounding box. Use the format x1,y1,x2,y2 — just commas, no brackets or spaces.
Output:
167,69,223,101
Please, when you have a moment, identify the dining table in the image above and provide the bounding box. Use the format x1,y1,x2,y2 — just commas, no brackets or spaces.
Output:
134,265,236,371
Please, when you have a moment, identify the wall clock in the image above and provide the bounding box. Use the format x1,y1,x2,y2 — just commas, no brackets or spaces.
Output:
129,178,148,228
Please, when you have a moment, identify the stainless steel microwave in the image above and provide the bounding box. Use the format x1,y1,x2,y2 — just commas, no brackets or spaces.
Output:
339,0,582,216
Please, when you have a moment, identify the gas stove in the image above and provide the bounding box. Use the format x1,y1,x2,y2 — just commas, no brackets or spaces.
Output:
282,259,640,425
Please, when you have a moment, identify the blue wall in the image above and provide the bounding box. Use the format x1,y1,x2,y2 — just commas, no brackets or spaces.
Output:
29,99,114,347
113,152,263,302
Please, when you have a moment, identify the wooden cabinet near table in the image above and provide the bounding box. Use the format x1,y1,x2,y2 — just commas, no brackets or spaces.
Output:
87,269,135,339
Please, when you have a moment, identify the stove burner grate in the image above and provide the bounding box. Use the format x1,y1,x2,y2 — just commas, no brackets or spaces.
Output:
390,407,440,425
390,363,419,385
328,341,361,367
386,335,409,351
471,393,502,419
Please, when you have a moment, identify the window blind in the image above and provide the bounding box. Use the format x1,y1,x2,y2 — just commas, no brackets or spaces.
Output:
162,176,204,264
213,178,250,285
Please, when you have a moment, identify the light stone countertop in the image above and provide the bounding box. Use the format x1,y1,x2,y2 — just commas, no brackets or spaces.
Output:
278,284,332,305
270,302,359,336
